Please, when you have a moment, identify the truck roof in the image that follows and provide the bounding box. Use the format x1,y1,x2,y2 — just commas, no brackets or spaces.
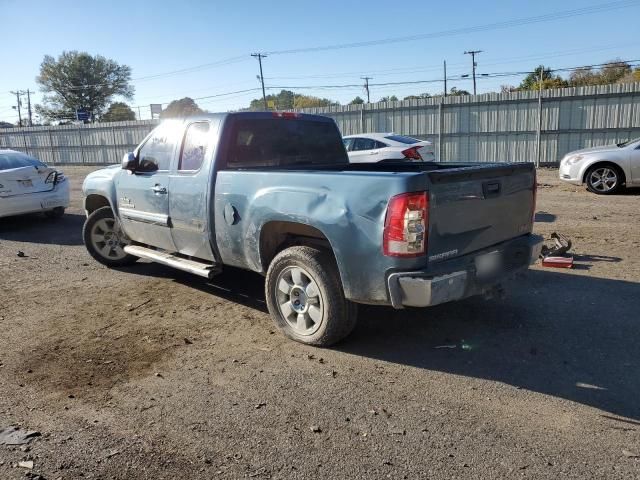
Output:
178,111,335,123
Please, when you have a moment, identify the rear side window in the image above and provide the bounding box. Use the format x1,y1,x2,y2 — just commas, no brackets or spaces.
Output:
343,138,354,151
226,119,348,168
137,121,180,172
0,152,46,170
179,122,209,171
352,138,377,151
385,135,421,144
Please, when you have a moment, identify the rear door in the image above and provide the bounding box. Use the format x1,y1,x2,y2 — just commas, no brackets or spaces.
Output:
116,121,180,251
168,120,218,261
426,163,536,263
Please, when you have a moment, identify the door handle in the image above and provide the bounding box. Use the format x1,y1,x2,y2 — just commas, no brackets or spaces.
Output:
369,151,377,154
151,185,168,194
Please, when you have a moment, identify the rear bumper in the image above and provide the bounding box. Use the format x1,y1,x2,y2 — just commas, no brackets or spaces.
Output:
0,182,70,218
387,234,543,309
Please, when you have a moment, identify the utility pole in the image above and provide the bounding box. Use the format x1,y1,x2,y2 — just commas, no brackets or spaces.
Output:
251,53,268,109
536,66,544,168
443,61,447,97
361,76,372,103
26,89,33,127
10,91,23,127
464,50,482,95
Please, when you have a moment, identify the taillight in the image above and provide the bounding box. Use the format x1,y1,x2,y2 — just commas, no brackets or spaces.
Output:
272,112,300,119
383,192,428,257
401,146,423,160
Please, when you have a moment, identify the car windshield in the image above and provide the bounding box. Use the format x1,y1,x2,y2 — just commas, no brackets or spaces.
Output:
0,151,47,171
384,135,421,144
616,138,640,148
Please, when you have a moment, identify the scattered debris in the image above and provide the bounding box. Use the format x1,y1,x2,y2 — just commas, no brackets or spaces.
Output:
310,425,322,433
105,449,120,458
389,427,406,435
127,298,152,312
155,372,163,378
17,251,27,258
18,460,34,469
184,338,193,345
622,449,639,458
0,427,41,445
540,232,574,268
254,402,267,410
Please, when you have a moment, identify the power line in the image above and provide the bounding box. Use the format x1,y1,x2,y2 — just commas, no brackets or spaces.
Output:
264,1,639,55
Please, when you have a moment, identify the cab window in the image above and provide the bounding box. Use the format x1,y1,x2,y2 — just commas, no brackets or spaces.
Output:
179,122,209,171
137,122,179,172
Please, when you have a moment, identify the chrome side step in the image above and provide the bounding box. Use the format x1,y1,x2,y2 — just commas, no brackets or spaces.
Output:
124,245,219,279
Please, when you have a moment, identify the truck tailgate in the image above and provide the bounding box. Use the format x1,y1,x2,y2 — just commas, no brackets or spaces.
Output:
426,163,535,262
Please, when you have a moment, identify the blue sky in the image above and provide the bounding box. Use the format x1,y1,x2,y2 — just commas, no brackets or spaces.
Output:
1,0,639,122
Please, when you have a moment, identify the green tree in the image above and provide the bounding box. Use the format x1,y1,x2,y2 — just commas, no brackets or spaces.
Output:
379,95,399,102
35,51,133,122
449,87,471,96
101,102,136,122
599,60,632,84
519,65,568,91
569,67,598,87
349,96,365,105
160,97,203,118
248,90,337,110
403,93,431,100
617,67,640,84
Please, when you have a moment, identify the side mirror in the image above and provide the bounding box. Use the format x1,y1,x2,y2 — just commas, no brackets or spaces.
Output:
122,152,138,171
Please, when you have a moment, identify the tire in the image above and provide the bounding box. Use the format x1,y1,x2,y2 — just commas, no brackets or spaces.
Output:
44,207,65,219
265,246,357,347
585,164,624,195
82,206,138,267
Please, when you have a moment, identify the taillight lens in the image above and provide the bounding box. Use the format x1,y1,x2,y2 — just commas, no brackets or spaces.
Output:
45,171,65,184
383,192,428,257
401,146,423,160
272,112,300,119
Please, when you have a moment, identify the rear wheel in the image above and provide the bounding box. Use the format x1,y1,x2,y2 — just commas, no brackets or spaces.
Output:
585,164,623,195
265,246,357,347
83,206,137,267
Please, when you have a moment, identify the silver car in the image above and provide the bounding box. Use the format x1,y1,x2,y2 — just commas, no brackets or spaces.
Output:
559,138,640,194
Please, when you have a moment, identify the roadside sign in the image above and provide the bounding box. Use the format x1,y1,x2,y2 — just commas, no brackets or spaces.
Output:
75,109,90,121
267,100,275,109
150,104,162,119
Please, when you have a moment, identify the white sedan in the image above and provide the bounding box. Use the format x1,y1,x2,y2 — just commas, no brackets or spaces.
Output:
559,137,640,194
343,133,435,163
0,149,69,219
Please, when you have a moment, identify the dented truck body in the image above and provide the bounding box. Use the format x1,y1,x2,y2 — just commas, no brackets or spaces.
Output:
82,112,541,344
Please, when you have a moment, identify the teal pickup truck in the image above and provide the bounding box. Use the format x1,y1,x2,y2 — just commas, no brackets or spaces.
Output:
82,112,542,346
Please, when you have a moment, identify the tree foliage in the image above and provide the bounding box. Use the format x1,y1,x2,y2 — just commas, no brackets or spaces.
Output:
101,102,136,122
160,97,204,119
248,90,338,110
379,95,399,102
448,87,470,96
403,93,431,100
349,96,365,105
35,51,133,122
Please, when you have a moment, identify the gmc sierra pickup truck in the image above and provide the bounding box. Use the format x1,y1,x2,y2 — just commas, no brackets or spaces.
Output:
82,112,542,346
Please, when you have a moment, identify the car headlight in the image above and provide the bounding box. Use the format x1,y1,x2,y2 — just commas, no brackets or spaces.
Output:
563,155,584,165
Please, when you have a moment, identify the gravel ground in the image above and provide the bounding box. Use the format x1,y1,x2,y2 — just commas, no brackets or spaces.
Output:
0,166,639,479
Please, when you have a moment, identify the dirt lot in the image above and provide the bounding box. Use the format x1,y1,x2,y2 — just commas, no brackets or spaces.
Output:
0,167,639,479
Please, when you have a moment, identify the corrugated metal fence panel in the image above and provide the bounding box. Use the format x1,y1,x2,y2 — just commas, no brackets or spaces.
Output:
1,83,639,165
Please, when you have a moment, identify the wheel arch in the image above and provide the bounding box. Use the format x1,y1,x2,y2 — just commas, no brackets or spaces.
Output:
84,194,113,215
582,160,627,185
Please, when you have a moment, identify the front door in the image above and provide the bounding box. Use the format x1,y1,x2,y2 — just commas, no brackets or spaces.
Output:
116,121,180,251
168,120,218,261
630,143,640,185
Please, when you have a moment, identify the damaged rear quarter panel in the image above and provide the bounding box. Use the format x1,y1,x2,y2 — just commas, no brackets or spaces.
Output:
213,169,429,303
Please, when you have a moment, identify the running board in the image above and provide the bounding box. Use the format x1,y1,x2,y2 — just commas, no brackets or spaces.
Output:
124,245,219,279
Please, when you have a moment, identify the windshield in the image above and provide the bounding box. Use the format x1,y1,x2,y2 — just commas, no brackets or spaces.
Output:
616,138,640,148
0,151,47,171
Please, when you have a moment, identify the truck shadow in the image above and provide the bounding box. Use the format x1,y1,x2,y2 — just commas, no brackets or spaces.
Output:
339,269,640,421
0,212,84,246
122,262,640,421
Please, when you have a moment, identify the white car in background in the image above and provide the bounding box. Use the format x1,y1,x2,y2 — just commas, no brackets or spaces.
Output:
0,149,69,219
559,137,640,194
343,133,435,163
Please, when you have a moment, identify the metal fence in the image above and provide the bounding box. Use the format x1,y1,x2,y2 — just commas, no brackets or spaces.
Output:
1,82,640,166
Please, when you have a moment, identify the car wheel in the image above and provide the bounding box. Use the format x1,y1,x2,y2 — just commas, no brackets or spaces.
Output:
82,206,137,267
44,207,65,219
265,246,357,347
585,164,623,195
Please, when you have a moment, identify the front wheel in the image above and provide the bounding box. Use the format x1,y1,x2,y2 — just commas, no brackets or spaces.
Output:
82,206,138,267
585,164,623,195
265,246,357,347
